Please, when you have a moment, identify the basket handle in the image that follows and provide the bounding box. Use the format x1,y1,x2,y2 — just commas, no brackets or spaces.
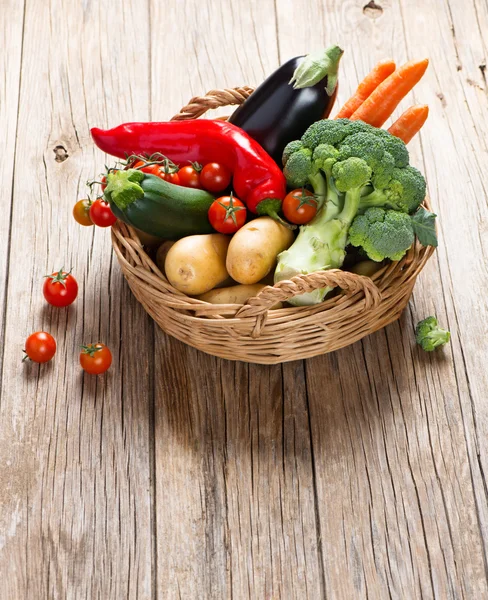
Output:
236,270,382,337
170,87,255,121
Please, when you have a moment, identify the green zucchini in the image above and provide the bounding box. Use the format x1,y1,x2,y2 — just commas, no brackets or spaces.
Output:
104,169,215,240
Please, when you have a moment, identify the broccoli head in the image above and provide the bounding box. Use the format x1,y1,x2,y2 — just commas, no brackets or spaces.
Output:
415,316,451,351
359,165,426,214
348,207,415,262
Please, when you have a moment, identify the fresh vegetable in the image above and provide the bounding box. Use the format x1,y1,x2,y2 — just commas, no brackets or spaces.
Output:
350,59,429,127
43,269,78,307
104,170,215,239
276,119,436,305
282,189,318,225
80,343,112,374
155,241,175,274
197,283,282,309
388,105,429,144
350,260,382,277
23,332,56,363
229,46,343,165
415,316,450,351
178,164,202,189
89,198,118,227
200,162,232,193
226,217,294,285
73,199,93,226
165,233,231,295
348,207,415,262
91,120,288,224
334,59,396,119
208,194,247,234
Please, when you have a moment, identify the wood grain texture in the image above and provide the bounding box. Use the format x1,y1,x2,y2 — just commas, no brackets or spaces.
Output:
1,0,488,598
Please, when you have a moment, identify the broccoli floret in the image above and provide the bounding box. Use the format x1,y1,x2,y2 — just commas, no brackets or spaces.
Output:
359,165,426,214
375,128,410,168
415,316,451,351
282,140,304,167
283,146,327,201
348,208,415,262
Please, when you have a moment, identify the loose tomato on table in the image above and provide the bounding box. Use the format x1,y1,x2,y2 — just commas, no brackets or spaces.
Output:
178,163,202,189
23,332,56,363
208,194,247,234
89,198,117,227
43,269,78,307
200,162,232,193
282,188,318,225
73,199,93,226
80,343,112,375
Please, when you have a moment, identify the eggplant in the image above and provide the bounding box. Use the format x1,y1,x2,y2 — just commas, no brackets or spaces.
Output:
229,46,343,166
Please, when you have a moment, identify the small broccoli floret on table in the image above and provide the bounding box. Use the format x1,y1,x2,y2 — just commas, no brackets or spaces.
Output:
415,316,451,351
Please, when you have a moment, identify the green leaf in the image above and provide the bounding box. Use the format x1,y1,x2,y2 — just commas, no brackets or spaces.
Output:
411,207,438,247
289,45,344,95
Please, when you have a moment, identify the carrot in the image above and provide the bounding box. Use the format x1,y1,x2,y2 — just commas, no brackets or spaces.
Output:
334,59,396,119
388,105,429,143
349,58,429,127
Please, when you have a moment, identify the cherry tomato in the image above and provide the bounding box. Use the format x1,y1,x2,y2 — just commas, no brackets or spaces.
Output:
89,198,117,227
178,164,202,189
282,189,318,225
208,194,246,234
43,269,78,307
73,199,93,226
24,332,56,363
80,343,112,375
200,163,232,193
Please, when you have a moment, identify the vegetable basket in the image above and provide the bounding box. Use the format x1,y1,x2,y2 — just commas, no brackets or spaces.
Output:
111,87,435,364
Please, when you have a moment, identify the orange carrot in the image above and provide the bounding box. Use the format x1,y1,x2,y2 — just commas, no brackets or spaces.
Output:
334,59,396,119
349,58,429,127
388,105,429,143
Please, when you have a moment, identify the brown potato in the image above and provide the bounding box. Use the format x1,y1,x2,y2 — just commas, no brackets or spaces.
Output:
196,283,282,309
226,217,295,284
155,241,175,275
165,234,230,295
350,260,382,278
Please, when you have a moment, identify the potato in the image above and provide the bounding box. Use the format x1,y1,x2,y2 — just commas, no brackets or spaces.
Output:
165,234,230,295
350,260,382,278
155,241,175,275
196,283,282,309
226,217,295,284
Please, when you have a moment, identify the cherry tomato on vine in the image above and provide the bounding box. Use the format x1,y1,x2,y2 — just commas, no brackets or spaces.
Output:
73,199,93,226
80,343,112,375
133,160,179,184
208,194,246,234
43,269,78,307
200,162,232,193
282,189,318,225
23,332,56,363
89,198,117,227
178,164,202,189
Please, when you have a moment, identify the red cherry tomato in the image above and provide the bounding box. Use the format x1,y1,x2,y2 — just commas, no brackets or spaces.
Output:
80,343,112,375
24,332,56,363
133,160,179,184
200,163,232,193
282,189,318,225
89,198,117,227
178,164,202,189
73,199,93,226
208,194,247,234
43,269,78,307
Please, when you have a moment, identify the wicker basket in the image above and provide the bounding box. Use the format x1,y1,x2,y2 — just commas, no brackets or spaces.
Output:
111,87,435,364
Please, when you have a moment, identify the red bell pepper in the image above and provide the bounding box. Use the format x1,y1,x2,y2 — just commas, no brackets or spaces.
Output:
90,120,289,225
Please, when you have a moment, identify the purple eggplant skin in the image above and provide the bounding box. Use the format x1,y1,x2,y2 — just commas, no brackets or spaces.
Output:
229,56,338,166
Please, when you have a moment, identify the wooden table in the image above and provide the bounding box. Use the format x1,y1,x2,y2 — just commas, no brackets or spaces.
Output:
2,0,487,597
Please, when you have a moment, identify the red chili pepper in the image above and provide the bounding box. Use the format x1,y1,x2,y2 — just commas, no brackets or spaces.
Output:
91,120,290,226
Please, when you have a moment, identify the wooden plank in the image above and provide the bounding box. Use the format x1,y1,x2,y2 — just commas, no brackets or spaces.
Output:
150,1,322,597
276,0,488,597
0,0,24,389
0,0,154,598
